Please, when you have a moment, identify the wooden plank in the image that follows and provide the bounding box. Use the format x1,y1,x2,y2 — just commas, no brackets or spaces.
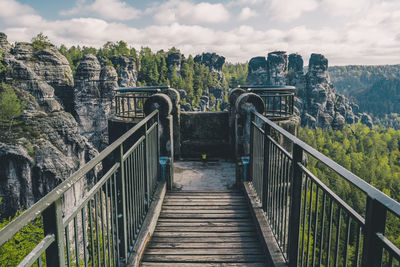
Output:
168,190,239,193
160,209,249,214
157,218,253,223
156,221,254,227
141,254,266,263
165,196,245,199
144,248,263,255
159,213,250,219
147,242,262,249
150,236,260,243
155,226,255,232
161,205,248,210
152,232,257,238
141,262,266,266
163,202,246,206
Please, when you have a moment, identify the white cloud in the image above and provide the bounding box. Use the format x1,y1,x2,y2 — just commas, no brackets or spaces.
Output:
238,7,257,21
60,0,140,21
268,0,318,22
2,0,400,65
151,1,230,25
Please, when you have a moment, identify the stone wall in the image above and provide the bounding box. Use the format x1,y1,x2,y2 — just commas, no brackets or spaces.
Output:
180,112,232,158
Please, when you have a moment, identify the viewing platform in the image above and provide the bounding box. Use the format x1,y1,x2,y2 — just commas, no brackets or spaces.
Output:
1,85,399,267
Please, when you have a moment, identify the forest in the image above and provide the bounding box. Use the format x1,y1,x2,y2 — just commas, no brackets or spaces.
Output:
329,65,400,127
299,123,400,258
58,38,247,111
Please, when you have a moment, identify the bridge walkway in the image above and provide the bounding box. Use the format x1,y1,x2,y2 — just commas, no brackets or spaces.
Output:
140,190,267,266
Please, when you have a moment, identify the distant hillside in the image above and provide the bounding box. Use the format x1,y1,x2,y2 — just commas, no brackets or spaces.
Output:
329,65,400,127
329,65,400,96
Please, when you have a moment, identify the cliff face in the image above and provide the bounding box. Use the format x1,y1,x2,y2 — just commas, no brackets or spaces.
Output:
74,55,118,150
247,51,365,129
0,85,98,217
0,33,135,217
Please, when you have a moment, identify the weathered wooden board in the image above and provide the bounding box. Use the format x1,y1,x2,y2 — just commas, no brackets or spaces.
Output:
141,254,266,263
138,190,267,267
147,242,262,249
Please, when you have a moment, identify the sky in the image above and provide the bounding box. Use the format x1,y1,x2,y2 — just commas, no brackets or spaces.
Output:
0,0,400,65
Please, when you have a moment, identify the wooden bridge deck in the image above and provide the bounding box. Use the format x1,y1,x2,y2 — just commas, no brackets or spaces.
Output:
140,190,267,266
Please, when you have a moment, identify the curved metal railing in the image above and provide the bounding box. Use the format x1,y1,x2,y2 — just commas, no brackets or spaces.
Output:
114,86,170,119
239,85,295,120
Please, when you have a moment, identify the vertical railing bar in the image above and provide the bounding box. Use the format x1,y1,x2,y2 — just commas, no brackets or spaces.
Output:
113,173,121,266
134,147,139,237
355,225,361,267
74,216,80,267
319,193,326,267
271,143,276,233
300,174,309,267
124,154,131,244
312,187,319,267
81,208,88,267
274,144,279,234
65,226,72,267
132,151,137,240
38,254,42,267
117,143,128,264
334,207,342,267
109,177,116,266
326,199,334,267
362,197,387,267
279,150,285,247
94,193,100,266
344,215,351,267
100,187,106,265
288,143,303,267
268,135,273,221
249,115,255,183
43,198,65,267
306,181,314,267
105,180,112,267
129,153,134,243
283,155,289,255
388,253,393,267
144,123,149,212
88,200,95,267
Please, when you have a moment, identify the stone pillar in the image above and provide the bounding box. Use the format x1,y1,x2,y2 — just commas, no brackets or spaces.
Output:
228,88,246,158
144,93,174,189
163,88,181,159
234,93,265,157
267,51,288,85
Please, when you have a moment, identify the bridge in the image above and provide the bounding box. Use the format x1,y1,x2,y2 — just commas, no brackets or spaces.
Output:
1,86,400,266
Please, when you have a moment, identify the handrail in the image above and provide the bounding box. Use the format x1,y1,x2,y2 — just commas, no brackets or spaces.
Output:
0,109,158,247
249,110,400,266
0,109,160,266
253,110,400,215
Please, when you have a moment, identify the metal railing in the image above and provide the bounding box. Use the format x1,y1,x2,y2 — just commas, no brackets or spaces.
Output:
0,110,160,266
115,86,169,119
240,85,295,120
249,110,400,267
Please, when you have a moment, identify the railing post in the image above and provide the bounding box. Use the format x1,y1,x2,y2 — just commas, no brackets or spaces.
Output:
262,122,271,212
43,198,65,267
116,144,128,264
288,143,303,267
249,112,255,182
361,196,387,267
144,122,150,210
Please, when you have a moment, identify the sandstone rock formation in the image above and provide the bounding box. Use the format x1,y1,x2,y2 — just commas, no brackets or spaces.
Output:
194,52,225,72
247,51,367,129
74,54,118,150
0,86,97,218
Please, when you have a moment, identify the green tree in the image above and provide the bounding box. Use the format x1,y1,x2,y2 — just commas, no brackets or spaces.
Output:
31,32,53,51
0,84,25,125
